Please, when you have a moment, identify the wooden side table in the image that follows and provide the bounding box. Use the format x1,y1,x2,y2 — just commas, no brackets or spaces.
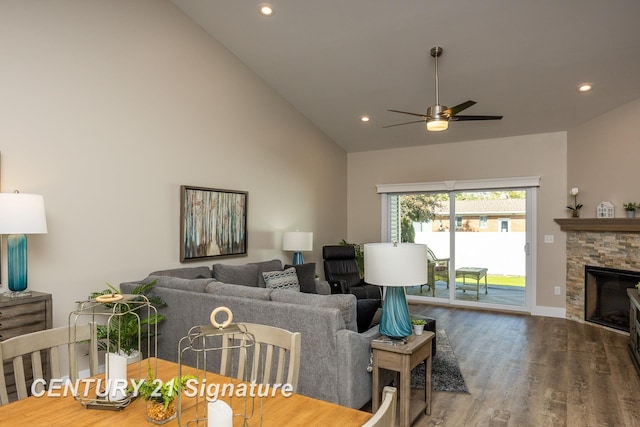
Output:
371,332,435,426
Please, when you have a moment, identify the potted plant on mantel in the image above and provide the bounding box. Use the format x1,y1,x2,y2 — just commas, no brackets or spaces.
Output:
623,202,638,218
567,187,583,218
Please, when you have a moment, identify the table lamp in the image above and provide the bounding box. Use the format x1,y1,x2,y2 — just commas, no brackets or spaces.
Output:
282,231,313,265
364,242,427,340
0,192,48,295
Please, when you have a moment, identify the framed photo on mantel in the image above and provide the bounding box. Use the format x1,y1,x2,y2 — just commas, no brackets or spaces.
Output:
180,185,248,262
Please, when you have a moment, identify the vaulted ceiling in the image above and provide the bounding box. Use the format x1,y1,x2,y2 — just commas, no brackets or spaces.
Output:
172,0,640,152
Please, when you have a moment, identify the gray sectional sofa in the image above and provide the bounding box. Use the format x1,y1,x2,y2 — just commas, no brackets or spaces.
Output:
120,259,380,409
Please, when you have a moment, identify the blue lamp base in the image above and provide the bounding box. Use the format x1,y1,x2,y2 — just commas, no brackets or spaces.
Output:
292,252,305,265
379,286,412,340
7,234,31,296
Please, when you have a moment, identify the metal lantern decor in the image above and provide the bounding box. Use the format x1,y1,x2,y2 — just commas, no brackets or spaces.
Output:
69,293,158,410
177,307,262,427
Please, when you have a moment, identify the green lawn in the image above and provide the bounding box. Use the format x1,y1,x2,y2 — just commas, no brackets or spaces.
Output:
485,275,525,287
436,273,526,287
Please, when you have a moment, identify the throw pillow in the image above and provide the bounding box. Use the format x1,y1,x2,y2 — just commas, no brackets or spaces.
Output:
262,267,300,292
356,299,380,333
212,264,259,287
285,263,316,293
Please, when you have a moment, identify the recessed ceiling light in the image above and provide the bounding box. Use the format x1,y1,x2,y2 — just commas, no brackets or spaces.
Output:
360,116,371,122
258,3,274,16
577,83,593,92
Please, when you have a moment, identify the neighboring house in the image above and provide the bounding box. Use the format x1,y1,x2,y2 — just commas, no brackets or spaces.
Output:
431,199,526,233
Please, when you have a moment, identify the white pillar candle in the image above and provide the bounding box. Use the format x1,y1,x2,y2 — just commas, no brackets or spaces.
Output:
105,352,127,401
208,399,233,427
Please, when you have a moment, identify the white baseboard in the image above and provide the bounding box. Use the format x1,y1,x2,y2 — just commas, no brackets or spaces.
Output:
531,305,566,318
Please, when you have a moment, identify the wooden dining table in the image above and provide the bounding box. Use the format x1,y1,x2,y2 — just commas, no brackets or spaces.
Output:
0,357,371,426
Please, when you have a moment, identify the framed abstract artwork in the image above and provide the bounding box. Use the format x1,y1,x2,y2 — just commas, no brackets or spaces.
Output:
180,185,248,262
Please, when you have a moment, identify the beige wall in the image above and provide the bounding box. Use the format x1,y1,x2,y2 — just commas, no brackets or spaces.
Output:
347,132,568,310
0,0,347,327
568,97,640,215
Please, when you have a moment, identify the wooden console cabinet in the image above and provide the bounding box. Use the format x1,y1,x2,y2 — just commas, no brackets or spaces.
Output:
628,288,640,373
0,291,53,402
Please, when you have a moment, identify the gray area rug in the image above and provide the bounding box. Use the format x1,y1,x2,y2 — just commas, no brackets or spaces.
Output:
411,329,469,393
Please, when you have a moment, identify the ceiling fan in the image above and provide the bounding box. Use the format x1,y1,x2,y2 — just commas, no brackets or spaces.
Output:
384,46,503,131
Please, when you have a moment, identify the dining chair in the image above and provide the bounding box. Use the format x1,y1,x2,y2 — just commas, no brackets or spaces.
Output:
363,386,397,427
220,322,301,392
0,323,98,405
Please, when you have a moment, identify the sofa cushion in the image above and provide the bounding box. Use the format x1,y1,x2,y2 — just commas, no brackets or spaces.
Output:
262,267,300,292
144,275,215,293
149,266,212,279
285,263,316,293
251,259,283,287
212,263,259,287
205,282,273,300
270,291,357,332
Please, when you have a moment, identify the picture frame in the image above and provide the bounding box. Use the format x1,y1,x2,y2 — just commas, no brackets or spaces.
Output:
180,185,248,262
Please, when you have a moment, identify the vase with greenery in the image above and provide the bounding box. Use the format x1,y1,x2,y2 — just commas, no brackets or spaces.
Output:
90,280,166,359
623,202,638,218
566,187,583,218
411,318,427,335
132,363,196,424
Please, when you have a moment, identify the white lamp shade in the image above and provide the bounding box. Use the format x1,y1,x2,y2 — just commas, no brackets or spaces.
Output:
364,243,427,286
0,193,48,234
282,231,313,252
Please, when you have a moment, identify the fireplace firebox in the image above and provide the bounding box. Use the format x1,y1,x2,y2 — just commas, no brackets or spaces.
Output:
584,266,640,332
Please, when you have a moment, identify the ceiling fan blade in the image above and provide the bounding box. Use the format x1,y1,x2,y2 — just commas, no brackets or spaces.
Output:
450,115,503,121
444,100,476,117
387,109,428,118
382,120,425,128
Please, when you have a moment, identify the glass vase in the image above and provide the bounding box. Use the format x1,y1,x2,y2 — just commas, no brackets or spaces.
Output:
147,400,177,425
571,210,580,218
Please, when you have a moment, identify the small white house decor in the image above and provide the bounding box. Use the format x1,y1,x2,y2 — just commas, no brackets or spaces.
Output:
597,202,615,218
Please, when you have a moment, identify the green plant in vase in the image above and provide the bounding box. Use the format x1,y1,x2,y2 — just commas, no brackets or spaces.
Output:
132,362,196,424
90,280,166,358
623,202,638,218
411,318,427,335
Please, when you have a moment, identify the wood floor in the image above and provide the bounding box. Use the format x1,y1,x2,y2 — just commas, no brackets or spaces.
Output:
399,304,640,427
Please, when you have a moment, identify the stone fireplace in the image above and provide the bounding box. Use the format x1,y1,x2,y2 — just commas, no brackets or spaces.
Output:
555,218,640,329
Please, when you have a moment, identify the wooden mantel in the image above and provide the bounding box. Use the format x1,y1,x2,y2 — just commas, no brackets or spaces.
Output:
554,218,640,232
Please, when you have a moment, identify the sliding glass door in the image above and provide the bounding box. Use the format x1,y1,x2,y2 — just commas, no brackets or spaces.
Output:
453,190,527,307
387,187,531,311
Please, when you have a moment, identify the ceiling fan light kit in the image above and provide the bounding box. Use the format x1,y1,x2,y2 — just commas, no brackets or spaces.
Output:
427,119,448,131
385,46,503,132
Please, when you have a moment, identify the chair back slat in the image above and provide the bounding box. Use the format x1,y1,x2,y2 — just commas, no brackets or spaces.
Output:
12,356,28,400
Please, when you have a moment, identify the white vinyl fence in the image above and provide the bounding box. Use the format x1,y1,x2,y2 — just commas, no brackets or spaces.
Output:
414,230,526,276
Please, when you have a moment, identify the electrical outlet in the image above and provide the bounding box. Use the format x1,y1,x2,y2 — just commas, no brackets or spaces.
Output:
554,286,561,295
544,234,554,244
